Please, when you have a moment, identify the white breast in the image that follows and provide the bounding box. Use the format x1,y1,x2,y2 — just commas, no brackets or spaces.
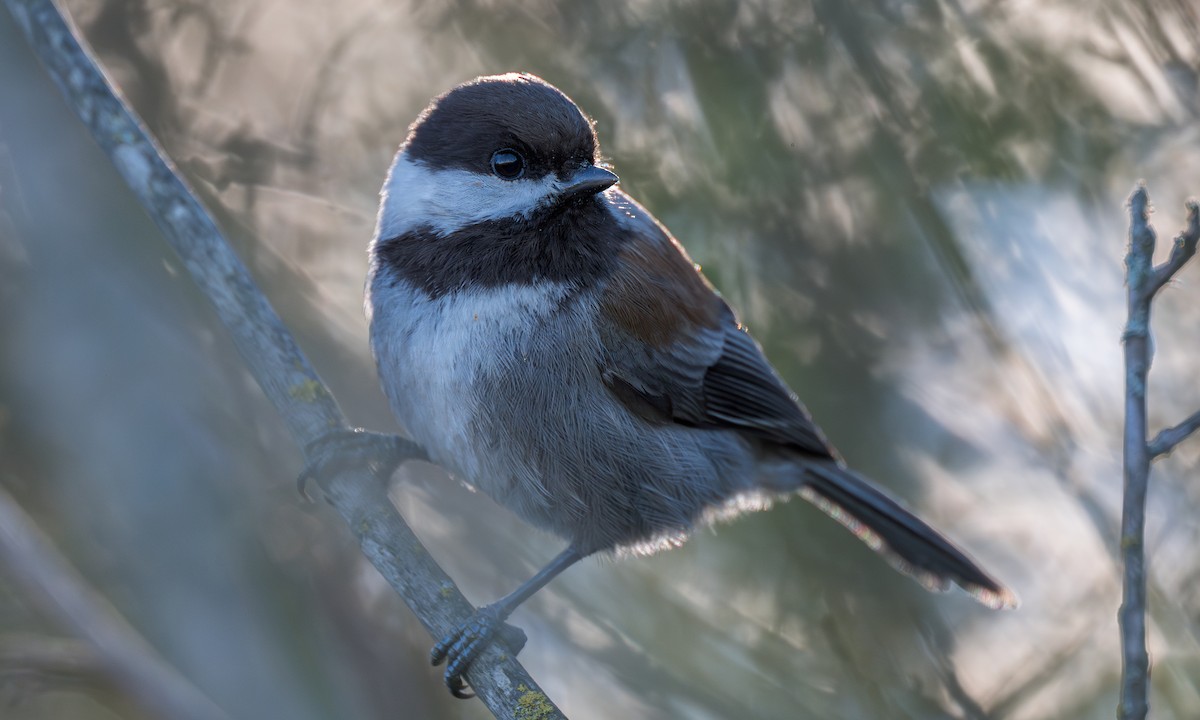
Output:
365,275,576,492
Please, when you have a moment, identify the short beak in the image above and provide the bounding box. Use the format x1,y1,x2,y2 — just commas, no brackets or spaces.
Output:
561,165,619,198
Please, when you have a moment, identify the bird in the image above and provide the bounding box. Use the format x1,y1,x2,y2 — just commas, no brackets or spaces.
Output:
304,71,1017,698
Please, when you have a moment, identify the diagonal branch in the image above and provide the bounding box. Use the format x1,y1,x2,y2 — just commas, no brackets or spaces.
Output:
2,1,565,717
1148,409,1200,459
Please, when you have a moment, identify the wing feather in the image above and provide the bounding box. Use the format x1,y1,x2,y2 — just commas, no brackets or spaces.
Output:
596,200,834,458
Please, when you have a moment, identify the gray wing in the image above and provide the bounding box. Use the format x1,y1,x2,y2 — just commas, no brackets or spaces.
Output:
600,305,835,459
598,189,835,458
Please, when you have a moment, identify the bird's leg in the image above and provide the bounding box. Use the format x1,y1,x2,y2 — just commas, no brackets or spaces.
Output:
297,428,427,499
432,546,585,698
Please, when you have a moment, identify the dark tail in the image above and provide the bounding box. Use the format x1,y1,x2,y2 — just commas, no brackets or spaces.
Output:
801,462,1018,610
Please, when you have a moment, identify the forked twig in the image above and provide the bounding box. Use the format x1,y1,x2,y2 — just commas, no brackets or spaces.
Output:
1118,185,1199,720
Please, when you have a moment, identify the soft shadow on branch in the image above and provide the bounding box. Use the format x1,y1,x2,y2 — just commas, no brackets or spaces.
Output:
2,1,565,717
1119,184,1200,720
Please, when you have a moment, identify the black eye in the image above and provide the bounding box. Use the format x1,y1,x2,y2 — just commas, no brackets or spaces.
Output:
490,149,526,180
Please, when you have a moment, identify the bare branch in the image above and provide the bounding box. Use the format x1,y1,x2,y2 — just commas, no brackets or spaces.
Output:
1118,183,1154,720
1146,199,1200,298
1148,409,1200,459
2,1,565,716
1118,185,1198,720
0,486,231,720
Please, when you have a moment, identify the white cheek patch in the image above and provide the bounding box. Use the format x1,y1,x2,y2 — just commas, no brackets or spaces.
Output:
376,153,561,238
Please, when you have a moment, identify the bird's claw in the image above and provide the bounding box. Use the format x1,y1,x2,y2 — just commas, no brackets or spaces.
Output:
297,428,425,500
430,605,527,699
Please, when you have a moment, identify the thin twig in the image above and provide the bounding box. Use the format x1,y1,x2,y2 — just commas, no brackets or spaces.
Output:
1118,184,1200,720
0,485,230,720
1148,409,1200,459
2,1,565,717
1118,184,1154,720
1146,200,1200,298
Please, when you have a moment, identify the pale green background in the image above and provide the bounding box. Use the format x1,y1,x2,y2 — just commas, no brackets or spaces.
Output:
2,1,1199,718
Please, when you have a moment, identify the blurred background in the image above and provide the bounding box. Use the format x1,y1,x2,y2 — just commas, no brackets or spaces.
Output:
2,0,1200,718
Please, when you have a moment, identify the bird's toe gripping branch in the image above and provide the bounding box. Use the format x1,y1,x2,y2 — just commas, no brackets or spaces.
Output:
297,428,427,499
430,604,527,699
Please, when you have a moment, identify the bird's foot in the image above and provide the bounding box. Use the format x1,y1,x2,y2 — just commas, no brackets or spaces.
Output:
430,604,528,698
297,428,426,499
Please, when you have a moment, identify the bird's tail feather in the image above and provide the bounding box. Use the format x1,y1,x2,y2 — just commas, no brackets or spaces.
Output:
800,462,1018,610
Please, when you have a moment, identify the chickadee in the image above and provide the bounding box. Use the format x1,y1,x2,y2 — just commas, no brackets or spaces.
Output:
313,72,1017,697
